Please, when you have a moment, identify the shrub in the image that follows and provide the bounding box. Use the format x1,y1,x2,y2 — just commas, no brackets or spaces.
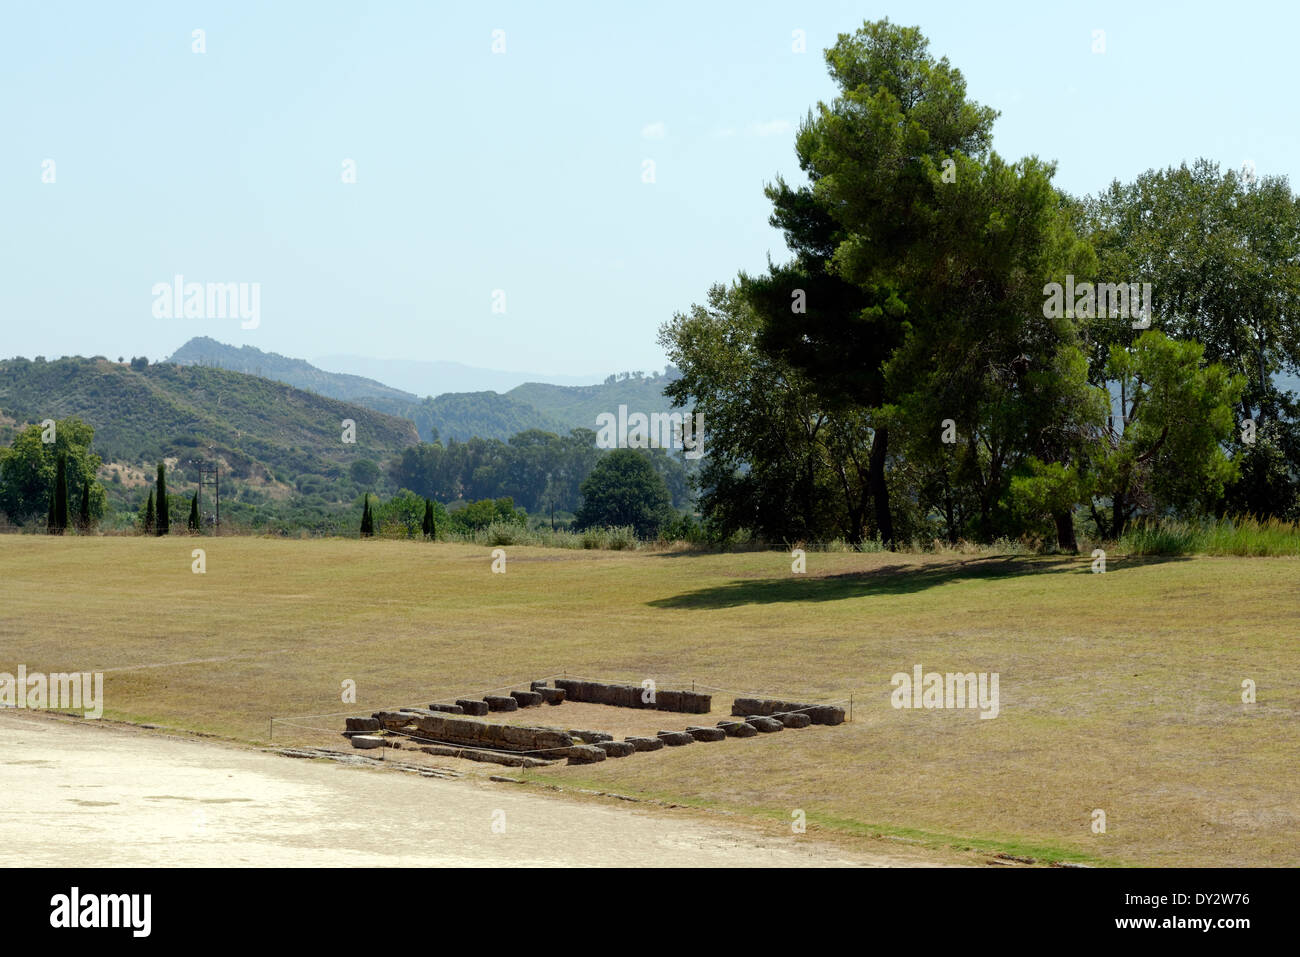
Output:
580,525,638,550
1121,516,1300,557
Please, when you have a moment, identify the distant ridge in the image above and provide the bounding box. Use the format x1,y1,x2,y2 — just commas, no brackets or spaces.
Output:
0,354,418,518
169,337,417,405
165,338,685,443
311,353,601,396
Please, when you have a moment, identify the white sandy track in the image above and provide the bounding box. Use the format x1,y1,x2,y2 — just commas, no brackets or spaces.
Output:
0,714,936,867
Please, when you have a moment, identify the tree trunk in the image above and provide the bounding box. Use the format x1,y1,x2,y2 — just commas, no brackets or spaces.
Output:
1053,509,1077,553
868,427,894,548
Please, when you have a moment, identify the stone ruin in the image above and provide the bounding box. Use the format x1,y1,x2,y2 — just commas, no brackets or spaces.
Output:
343,677,845,768
730,696,846,726
553,678,712,714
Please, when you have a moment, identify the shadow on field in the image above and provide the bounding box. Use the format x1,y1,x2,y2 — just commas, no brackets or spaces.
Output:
647,553,1190,609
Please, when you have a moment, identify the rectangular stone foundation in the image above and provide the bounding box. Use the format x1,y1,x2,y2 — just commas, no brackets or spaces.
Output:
417,744,556,768
554,679,711,714
405,713,574,757
730,697,845,725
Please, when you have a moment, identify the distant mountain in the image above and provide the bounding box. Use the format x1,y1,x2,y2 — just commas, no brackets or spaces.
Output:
311,354,600,397
170,337,418,405
366,372,687,443
165,338,685,443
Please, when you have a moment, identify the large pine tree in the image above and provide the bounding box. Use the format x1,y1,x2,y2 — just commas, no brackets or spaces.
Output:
155,463,169,535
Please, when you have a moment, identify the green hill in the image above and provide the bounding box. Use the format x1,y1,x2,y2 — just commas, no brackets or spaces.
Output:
402,391,567,442
0,356,418,527
166,338,564,442
162,338,686,442
506,371,683,431
169,337,418,405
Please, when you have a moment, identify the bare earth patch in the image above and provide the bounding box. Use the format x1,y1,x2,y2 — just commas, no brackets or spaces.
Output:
0,712,956,867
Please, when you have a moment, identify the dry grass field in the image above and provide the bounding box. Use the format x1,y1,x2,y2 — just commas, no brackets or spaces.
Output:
2,535,1296,866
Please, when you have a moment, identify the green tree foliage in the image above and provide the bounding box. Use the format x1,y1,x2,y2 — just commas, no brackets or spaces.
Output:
449,497,525,532
349,459,381,487
374,488,432,538
188,493,200,532
661,284,876,543
390,428,688,515
1085,160,1300,519
720,19,1092,547
0,417,105,526
661,19,1272,547
1084,332,1243,536
574,449,674,538
1221,422,1300,521
659,20,1084,547
421,498,435,539
744,20,1004,545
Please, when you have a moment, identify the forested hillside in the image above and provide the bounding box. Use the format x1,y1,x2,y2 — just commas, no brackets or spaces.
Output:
0,356,419,526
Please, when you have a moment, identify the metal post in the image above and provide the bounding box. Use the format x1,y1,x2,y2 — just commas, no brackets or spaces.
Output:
197,462,220,533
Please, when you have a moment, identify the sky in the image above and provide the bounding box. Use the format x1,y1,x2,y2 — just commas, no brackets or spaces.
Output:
2,0,1296,383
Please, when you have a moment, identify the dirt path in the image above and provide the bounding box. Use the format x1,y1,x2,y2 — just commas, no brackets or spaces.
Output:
0,714,948,867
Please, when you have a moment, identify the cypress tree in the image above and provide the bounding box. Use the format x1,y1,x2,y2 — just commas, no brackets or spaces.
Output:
143,489,155,534
47,488,56,534
54,453,69,533
155,463,169,535
360,494,373,537
421,499,434,539
78,480,91,532
188,494,200,532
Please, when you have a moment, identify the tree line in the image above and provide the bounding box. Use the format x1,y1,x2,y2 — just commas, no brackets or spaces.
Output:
358,449,684,540
389,427,693,514
659,19,1300,550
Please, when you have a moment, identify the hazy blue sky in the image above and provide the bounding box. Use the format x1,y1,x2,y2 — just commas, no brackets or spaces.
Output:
2,1,1295,382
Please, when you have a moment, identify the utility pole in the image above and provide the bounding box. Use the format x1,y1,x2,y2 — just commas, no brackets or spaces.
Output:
197,460,220,532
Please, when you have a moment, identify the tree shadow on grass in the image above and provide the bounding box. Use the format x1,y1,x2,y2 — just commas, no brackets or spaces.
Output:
646,553,1192,610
